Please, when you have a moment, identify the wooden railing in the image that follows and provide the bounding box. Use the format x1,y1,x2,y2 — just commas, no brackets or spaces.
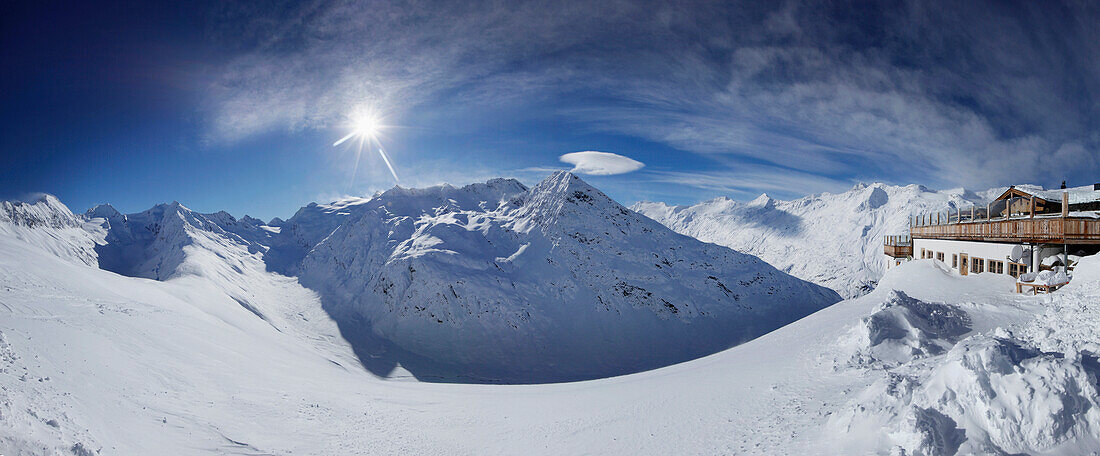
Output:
910,217,1100,244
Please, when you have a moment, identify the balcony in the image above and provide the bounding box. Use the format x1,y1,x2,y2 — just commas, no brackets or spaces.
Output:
884,235,912,258
909,215,1100,244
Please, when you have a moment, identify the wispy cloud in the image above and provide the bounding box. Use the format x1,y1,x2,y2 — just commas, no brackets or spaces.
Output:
201,0,1100,199
646,165,854,201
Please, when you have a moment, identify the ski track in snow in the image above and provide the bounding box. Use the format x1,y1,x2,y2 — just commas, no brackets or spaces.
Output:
2,179,1100,454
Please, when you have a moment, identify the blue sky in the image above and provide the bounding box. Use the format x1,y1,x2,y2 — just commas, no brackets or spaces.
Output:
3,0,1099,220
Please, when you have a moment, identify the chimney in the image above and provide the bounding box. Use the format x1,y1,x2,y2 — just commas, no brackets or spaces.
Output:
1061,180,1067,189
1094,183,1100,191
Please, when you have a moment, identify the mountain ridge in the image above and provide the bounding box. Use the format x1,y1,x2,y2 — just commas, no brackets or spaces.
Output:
6,172,841,383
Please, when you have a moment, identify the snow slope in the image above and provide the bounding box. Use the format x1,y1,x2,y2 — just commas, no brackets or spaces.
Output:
5,200,1100,453
633,183,989,298
5,180,1100,454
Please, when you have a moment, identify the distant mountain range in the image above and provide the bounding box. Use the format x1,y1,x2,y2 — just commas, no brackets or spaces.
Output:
633,183,1014,298
3,172,840,382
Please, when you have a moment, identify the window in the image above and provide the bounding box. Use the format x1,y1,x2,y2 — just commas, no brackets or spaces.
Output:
971,258,985,274
989,260,1004,274
921,248,927,259
952,254,958,268
1008,262,1026,278
936,252,944,262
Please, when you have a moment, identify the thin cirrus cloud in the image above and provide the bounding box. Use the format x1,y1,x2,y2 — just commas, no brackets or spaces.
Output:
560,151,644,176
202,0,1100,197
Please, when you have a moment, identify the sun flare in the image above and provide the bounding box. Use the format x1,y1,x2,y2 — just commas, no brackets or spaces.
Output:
353,115,380,139
331,107,399,184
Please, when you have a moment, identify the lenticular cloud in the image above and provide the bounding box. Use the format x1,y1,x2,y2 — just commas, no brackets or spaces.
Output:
559,151,644,175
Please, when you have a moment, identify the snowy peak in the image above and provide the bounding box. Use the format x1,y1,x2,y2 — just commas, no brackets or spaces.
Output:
514,172,629,229
748,193,773,207
0,193,81,229
84,203,123,221
89,201,272,280
288,172,841,382
0,194,102,266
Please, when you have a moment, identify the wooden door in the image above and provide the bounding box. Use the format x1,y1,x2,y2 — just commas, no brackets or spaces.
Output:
960,254,969,276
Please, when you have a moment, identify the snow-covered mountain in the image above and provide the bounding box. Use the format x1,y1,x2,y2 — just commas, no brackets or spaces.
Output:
277,172,842,381
4,185,1100,454
14,173,841,383
85,202,271,281
1,194,103,267
633,183,990,298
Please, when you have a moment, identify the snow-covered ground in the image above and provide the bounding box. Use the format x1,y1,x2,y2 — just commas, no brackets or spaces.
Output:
4,179,1100,454
633,183,1006,298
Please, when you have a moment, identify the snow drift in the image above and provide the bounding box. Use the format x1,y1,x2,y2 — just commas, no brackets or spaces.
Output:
829,260,1100,455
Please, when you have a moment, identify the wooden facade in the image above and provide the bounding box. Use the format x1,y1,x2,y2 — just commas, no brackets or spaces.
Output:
883,235,912,258
910,217,1100,244
884,244,913,258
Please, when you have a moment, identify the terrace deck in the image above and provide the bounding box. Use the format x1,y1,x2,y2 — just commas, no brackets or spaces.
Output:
910,216,1100,244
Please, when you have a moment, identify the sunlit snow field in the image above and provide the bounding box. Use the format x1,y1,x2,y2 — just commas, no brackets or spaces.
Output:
3,185,1100,455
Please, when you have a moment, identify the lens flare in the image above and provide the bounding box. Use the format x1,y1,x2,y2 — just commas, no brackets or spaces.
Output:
332,109,399,184
354,116,379,138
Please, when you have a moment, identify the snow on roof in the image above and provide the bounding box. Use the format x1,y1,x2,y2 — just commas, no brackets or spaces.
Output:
1017,184,1100,205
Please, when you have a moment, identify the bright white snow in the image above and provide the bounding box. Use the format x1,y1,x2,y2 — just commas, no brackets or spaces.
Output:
3,178,1100,455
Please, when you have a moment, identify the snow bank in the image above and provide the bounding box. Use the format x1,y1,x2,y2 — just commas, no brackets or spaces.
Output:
831,255,1100,454
839,290,970,368
918,331,1100,454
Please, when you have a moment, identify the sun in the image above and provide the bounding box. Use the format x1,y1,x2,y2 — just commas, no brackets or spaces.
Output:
331,107,400,184
353,115,380,139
